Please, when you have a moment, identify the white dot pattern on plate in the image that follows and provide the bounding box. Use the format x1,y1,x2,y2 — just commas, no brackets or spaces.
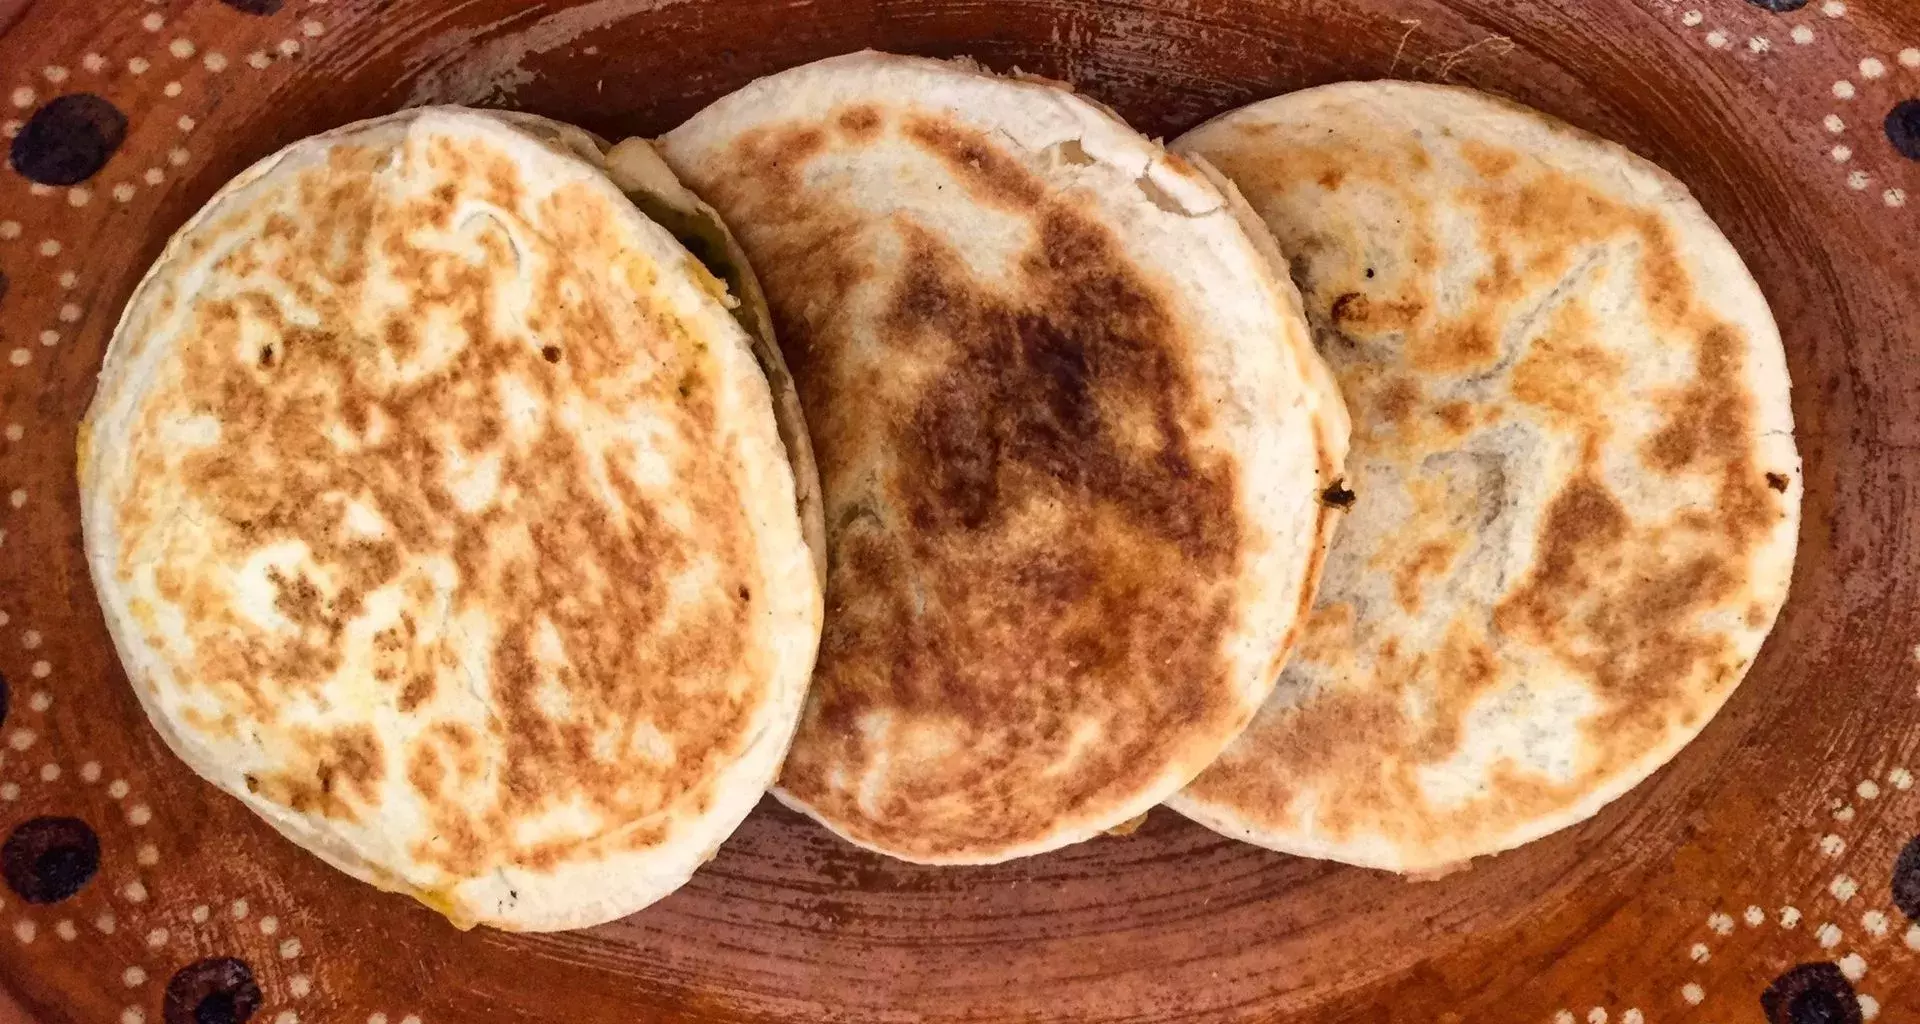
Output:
1838,952,1867,981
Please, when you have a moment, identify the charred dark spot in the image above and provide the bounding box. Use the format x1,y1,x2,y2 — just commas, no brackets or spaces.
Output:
1886,99,1920,161
1330,292,1365,323
1364,267,1376,279
258,345,276,368
1767,472,1789,493
737,585,751,602
215,0,284,12
163,958,262,1024
1892,834,1920,921
0,669,8,727
1,817,99,903
1761,963,1859,1024
1321,483,1357,509
541,345,562,364
9,93,128,186
1742,0,1808,10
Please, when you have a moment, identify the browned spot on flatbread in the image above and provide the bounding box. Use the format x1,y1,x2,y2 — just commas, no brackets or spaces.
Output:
1394,539,1462,614
836,105,882,140
1510,300,1624,421
115,132,766,880
1204,612,1506,847
686,111,1245,858
902,115,1046,209
1460,139,1519,178
1374,376,1420,430
254,724,386,824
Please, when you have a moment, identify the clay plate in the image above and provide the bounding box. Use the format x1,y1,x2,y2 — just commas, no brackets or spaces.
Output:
1,0,1919,1021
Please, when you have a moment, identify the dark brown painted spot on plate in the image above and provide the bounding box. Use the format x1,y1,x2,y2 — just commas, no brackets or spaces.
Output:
1767,472,1789,492
1,816,98,903
1886,99,1920,161
1891,834,1920,921
164,958,262,1024
8,93,128,186
1760,963,1859,1024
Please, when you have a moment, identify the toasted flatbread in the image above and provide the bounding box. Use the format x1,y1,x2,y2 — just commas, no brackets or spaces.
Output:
80,107,822,929
660,52,1349,863
1169,82,1801,872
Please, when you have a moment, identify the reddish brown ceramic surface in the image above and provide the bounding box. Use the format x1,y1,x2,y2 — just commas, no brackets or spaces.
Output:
1,0,1918,1021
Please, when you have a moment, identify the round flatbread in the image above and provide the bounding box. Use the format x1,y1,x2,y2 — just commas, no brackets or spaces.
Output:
1169,82,1801,872
80,106,823,930
660,51,1349,864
